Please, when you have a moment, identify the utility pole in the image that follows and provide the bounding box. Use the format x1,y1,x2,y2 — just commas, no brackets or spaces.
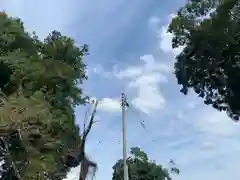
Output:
121,93,129,180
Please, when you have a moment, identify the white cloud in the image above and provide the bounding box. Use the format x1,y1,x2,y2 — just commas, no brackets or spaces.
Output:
157,14,184,56
90,54,170,115
131,85,165,114
115,66,143,79
98,98,121,113
114,54,170,114
158,26,183,56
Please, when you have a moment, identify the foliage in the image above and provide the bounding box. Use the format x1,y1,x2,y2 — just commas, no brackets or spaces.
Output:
168,0,240,120
112,147,179,180
0,11,89,179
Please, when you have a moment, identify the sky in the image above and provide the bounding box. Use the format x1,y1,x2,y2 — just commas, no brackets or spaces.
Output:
1,0,240,180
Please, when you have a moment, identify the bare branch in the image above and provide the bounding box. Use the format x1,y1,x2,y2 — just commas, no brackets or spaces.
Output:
0,136,23,180
83,104,91,133
82,100,98,141
79,100,98,180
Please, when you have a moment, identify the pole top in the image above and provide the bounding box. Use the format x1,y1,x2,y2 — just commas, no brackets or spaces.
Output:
121,93,129,107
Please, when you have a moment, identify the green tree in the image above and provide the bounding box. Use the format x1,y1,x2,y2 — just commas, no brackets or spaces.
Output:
0,11,89,179
168,0,240,120
112,147,179,180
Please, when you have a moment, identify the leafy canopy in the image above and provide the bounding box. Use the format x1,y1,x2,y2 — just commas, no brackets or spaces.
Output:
112,147,179,180
0,11,88,179
168,0,240,120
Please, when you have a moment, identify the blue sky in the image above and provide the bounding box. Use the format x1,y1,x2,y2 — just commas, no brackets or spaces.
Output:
1,0,240,180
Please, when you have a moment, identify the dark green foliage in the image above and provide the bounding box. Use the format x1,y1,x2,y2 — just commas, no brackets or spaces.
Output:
112,147,179,180
0,11,89,179
169,0,240,120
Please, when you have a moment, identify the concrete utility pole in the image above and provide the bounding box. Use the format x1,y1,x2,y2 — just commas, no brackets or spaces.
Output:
121,93,129,180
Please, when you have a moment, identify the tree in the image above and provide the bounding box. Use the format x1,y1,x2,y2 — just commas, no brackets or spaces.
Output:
168,0,240,120
112,147,179,180
0,11,90,179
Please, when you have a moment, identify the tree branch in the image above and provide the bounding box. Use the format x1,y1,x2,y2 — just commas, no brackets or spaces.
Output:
81,100,98,152
0,136,23,180
79,100,98,180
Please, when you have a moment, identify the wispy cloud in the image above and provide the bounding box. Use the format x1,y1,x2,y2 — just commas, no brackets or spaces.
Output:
98,98,121,113
113,54,170,114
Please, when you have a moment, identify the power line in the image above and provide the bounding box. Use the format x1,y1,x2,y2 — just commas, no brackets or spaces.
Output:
126,101,165,144
126,102,149,133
